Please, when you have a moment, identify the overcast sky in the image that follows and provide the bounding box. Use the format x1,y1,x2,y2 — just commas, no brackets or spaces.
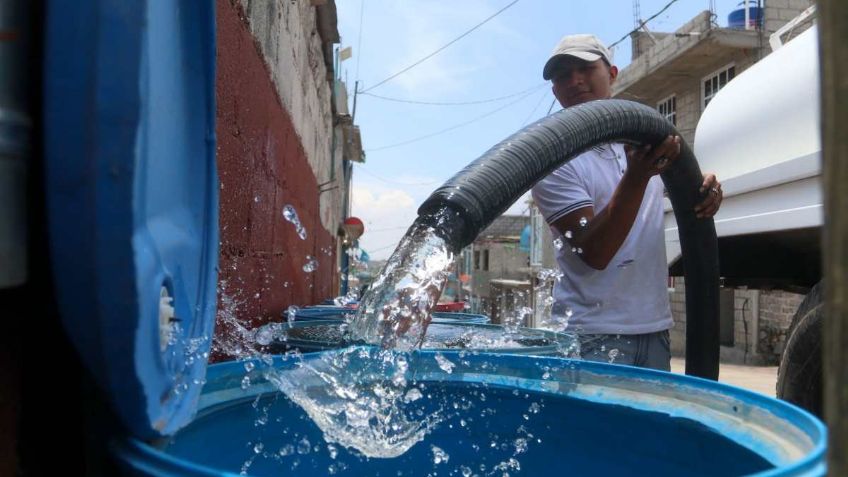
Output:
336,0,748,259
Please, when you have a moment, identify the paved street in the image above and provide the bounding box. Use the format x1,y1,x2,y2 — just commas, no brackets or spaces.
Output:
670,358,778,397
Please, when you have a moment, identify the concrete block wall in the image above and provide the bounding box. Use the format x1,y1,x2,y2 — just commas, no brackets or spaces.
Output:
669,277,687,356
613,11,713,93
731,288,759,359
671,89,700,146
669,278,805,365
213,0,341,359
757,290,804,360
763,0,815,36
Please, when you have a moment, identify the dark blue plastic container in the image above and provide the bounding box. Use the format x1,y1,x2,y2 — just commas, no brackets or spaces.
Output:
728,4,763,29
114,350,827,476
269,320,565,355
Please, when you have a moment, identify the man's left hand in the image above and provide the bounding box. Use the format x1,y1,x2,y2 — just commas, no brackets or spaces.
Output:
695,174,722,218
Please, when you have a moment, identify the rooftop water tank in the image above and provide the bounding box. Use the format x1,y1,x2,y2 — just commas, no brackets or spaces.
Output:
728,2,763,30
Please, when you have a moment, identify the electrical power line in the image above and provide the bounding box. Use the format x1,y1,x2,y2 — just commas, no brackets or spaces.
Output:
356,167,440,186
608,0,681,50
365,242,401,254
361,0,520,93
364,86,544,106
360,83,546,106
366,88,539,152
366,225,414,233
545,98,558,115
520,89,551,127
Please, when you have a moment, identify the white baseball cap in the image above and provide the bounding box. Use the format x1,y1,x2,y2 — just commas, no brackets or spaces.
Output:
542,34,614,80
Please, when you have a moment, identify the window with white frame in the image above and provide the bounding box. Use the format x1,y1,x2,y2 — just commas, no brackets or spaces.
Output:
703,64,736,109
657,95,676,126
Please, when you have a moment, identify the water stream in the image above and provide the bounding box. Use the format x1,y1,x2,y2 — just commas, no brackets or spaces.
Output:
212,205,570,474
348,217,455,351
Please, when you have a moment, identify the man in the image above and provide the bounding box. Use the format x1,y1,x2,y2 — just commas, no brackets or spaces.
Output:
531,34,723,371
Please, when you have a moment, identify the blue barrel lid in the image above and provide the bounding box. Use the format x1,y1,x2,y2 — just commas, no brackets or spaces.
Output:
44,1,217,439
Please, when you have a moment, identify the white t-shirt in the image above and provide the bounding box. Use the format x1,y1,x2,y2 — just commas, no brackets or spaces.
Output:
531,143,673,335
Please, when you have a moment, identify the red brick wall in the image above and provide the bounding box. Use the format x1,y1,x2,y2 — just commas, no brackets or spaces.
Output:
213,0,337,358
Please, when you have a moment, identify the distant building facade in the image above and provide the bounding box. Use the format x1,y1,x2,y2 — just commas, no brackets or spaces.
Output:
458,215,531,321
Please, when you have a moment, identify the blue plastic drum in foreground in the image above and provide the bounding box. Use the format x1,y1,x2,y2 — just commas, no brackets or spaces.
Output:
115,350,826,476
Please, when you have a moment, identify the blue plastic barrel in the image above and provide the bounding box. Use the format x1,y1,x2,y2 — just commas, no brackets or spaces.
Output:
291,306,358,321
728,4,763,29
114,350,826,476
269,321,566,355
292,306,490,324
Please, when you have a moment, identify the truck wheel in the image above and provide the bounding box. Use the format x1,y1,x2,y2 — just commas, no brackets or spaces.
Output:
776,281,823,417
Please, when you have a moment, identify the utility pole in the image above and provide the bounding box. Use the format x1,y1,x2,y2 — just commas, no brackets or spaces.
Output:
819,0,848,474
632,0,641,29
352,80,360,122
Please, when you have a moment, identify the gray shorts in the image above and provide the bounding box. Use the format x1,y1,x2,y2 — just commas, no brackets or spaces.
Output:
578,330,671,371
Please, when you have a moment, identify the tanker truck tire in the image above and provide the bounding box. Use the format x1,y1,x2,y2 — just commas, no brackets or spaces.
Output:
776,281,823,417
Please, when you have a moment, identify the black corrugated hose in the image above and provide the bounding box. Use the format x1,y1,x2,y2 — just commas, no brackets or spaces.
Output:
416,99,720,380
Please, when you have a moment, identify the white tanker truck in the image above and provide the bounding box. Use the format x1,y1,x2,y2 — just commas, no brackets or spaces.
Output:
664,24,823,415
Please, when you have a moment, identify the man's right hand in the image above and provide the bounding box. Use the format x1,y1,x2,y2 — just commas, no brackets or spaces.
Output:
623,135,681,181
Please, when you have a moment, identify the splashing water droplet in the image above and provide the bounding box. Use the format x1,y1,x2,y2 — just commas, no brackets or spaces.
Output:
278,444,294,456
552,237,563,250
579,217,588,227
565,230,573,239
253,442,264,454
576,247,583,254
514,437,528,454
536,268,562,282
243,361,255,372
431,445,449,465
253,196,260,203
254,323,278,346
282,204,296,221
303,256,318,273
297,437,311,455
287,305,300,322
282,204,308,240
404,388,423,402
327,444,338,460
434,353,455,374
608,348,620,363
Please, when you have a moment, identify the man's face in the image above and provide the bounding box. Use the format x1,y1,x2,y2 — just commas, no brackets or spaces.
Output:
550,57,618,108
